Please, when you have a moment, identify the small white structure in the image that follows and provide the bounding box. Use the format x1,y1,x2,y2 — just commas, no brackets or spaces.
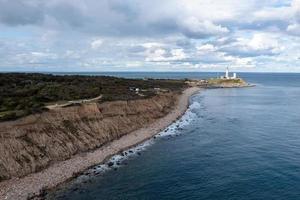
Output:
129,87,140,94
221,67,238,79
233,73,237,79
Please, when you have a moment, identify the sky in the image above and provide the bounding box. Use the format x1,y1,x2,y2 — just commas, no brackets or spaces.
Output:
0,0,299,72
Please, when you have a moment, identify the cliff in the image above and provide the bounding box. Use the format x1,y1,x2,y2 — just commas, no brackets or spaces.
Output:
0,92,178,181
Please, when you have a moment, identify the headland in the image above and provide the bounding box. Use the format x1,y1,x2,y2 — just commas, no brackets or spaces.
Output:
0,72,252,199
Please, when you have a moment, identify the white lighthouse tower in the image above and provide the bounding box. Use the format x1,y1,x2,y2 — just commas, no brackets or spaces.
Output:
220,66,237,79
225,67,229,79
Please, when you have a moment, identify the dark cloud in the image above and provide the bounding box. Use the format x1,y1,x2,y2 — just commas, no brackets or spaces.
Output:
109,0,139,21
0,0,44,25
48,2,89,28
0,0,231,38
128,45,146,53
0,0,297,40
176,38,195,48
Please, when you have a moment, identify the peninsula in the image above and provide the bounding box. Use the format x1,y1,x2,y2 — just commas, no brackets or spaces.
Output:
0,72,251,200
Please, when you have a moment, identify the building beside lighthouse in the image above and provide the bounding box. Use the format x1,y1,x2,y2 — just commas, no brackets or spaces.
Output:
220,67,237,79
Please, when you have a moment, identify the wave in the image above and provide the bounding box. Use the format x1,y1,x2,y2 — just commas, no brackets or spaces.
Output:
76,100,200,182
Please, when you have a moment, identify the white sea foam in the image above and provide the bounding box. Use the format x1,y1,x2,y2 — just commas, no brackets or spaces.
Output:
158,101,199,137
78,139,156,179
78,100,200,180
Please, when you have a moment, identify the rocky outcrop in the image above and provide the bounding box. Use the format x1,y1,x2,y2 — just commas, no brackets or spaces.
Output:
212,82,253,88
0,93,177,181
207,78,253,88
186,78,253,89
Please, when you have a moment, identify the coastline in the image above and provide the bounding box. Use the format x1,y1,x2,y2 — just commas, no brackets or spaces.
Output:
0,86,201,200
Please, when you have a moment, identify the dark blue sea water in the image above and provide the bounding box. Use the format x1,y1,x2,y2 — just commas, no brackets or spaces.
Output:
46,73,300,200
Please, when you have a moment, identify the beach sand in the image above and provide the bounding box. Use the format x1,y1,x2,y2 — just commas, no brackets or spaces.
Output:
0,87,200,200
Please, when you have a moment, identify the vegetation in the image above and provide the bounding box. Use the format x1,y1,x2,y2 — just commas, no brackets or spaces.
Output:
0,73,186,121
207,78,246,85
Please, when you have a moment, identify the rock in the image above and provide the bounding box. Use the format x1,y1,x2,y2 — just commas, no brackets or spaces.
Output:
84,172,91,176
39,187,47,196
129,150,133,153
107,162,114,167
137,152,141,156
26,192,36,200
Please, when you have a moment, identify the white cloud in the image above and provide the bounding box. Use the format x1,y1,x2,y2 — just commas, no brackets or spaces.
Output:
145,48,166,62
253,7,293,23
248,33,282,53
145,47,187,62
11,51,59,66
180,18,229,38
90,39,103,50
0,0,300,72
287,23,300,35
197,44,217,52
220,33,284,57
125,61,143,68
170,49,187,60
141,42,164,48
64,50,81,59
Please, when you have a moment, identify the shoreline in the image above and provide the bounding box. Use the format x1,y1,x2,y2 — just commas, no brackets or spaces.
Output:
0,87,201,200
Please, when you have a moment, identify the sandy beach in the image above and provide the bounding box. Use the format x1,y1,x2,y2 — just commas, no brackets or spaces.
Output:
0,87,200,200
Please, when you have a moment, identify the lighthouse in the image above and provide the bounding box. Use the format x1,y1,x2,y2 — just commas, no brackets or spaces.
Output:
225,67,229,79
220,67,237,79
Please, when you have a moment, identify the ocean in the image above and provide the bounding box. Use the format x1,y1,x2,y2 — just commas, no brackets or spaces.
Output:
46,72,300,200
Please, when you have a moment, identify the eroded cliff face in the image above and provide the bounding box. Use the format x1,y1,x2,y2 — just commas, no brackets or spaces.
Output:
0,93,177,181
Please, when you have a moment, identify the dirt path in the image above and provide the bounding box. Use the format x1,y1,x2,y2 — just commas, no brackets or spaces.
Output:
45,95,102,110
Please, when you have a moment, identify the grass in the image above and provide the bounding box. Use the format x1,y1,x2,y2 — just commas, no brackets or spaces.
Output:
207,78,246,85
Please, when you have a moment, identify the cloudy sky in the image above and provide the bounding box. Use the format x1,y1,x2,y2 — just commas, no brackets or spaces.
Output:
0,0,300,72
